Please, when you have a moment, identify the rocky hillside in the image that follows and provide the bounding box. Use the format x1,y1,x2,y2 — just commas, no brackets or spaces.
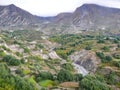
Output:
42,4,120,34
0,4,42,27
1,4,120,34
72,4,120,30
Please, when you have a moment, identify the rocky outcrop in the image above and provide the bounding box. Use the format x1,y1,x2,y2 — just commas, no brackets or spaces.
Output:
69,49,101,73
48,51,61,60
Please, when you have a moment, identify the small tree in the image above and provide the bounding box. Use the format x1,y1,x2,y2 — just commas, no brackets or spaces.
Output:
102,46,110,52
57,69,74,82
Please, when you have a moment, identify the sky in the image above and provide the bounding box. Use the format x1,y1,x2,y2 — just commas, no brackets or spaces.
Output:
0,0,120,16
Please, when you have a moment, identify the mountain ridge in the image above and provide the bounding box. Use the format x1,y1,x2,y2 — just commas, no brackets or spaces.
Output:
1,4,120,34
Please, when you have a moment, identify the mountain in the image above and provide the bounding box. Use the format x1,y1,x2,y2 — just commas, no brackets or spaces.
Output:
0,4,42,27
51,4,120,31
1,4,120,33
73,4,120,30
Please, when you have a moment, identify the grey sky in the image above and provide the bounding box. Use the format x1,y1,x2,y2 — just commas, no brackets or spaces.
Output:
0,0,120,16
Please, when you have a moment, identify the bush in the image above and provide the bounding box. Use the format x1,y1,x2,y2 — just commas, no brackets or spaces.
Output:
23,48,30,53
113,61,120,68
113,39,119,43
74,74,83,82
56,50,67,59
2,55,21,66
101,56,112,63
97,39,105,43
105,72,116,85
57,69,74,82
79,75,111,90
62,63,74,71
102,46,110,52
96,52,112,63
105,56,112,61
0,50,6,57
36,72,53,82
0,63,10,76
96,52,105,59
85,45,92,50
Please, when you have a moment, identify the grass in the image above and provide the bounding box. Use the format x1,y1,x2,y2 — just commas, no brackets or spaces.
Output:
27,76,36,85
39,80,55,87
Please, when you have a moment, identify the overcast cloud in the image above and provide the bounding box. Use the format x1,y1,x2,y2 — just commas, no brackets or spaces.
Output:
0,0,120,16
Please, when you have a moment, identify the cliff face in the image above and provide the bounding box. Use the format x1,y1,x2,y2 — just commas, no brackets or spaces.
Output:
69,50,101,73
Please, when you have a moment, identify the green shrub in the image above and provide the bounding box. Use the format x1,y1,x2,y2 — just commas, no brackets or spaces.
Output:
36,72,53,82
96,52,105,59
105,72,116,85
102,46,110,52
57,69,74,82
74,74,83,82
105,56,112,61
62,63,74,71
113,39,119,43
0,50,6,57
0,63,10,76
2,55,21,66
97,39,105,43
113,61,120,68
85,45,92,50
79,75,111,90
56,50,67,59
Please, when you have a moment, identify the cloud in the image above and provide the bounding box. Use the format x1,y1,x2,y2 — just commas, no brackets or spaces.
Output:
0,0,120,16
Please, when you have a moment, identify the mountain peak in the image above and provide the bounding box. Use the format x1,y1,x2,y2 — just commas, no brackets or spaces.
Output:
9,4,16,7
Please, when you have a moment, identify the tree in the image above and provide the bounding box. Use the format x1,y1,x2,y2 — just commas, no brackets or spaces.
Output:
96,52,105,59
57,69,74,82
74,74,83,82
105,56,112,62
79,75,111,90
2,55,21,66
36,72,53,82
102,46,110,52
62,63,74,71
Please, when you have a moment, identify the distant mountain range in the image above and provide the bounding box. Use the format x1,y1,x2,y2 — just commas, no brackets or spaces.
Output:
0,4,120,34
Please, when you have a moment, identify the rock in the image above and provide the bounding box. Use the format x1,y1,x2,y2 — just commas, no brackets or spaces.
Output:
69,49,101,73
98,66,113,75
48,51,61,60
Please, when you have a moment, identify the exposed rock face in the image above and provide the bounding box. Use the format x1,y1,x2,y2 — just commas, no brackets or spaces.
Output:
69,49,101,73
48,51,61,60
